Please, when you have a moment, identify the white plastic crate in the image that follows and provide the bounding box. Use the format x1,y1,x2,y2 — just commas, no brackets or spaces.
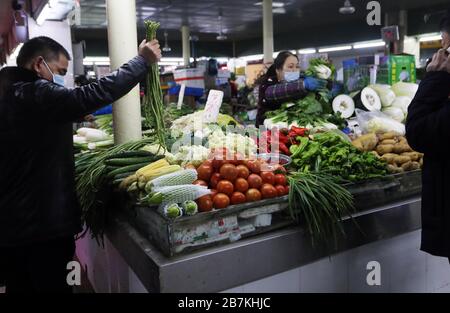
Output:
173,68,205,89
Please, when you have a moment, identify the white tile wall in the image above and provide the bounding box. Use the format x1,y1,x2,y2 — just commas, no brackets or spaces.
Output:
300,252,348,293
222,230,450,293
241,268,301,293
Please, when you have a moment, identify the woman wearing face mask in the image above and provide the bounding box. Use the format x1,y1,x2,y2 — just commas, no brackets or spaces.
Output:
255,51,327,127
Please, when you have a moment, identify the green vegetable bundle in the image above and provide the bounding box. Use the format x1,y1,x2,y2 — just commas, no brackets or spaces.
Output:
289,132,387,182
143,20,166,148
288,172,355,249
305,58,336,81
266,93,346,130
75,138,156,243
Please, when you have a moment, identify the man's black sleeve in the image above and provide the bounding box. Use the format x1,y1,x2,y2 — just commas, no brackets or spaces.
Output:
16,55,149,122
405,71,450,154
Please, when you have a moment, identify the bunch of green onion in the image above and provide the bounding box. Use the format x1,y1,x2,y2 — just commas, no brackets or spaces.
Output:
143,20,166,149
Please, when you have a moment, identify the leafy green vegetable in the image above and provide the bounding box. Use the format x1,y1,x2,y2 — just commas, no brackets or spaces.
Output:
290,132,387,182
305,58,336,80
266,93,346,130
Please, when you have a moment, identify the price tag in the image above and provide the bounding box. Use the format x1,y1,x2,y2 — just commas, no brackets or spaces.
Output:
177,84,186,110
203,90,224,123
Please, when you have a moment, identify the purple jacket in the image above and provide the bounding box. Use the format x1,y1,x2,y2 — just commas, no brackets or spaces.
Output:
256,76,308,127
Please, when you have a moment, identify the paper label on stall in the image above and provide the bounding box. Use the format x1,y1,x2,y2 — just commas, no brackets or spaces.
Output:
203,90,224,123
177,84,186,110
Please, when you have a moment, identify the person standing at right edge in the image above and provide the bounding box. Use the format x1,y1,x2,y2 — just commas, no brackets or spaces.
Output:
405,13,450,265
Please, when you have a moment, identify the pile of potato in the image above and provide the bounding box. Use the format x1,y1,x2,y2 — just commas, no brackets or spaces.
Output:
352,132,423,174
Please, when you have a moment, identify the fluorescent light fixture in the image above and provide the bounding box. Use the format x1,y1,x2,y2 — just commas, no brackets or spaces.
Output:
298,48,316,54
353,41,385,49
273,7,286,14
159,62,180,66
254,2,285,8
240,54,264,62
216,58,229,63
318,45,352,53
419,33,442,42
84,57,110,63
93,62,110,66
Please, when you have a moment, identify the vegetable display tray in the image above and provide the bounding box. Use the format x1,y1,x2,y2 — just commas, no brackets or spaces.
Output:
124,196,291,257
124,170,422,257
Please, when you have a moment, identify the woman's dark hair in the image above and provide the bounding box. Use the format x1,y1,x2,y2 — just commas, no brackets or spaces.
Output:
17,36,71,68
255,51,298,85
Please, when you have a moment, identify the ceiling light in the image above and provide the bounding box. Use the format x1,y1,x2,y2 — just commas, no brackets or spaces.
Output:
353,41,385,49
298,48,316,54
318,45,352,53
419,34,442,42
240,54,264,62
273,7,286,14
254,2,285,8
339,0,355,15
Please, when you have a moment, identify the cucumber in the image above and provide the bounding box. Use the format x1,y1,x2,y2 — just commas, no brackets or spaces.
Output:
112,178,125,186
114,172,136,180
105,151,155,160
104,156,154,167
106,162,150,179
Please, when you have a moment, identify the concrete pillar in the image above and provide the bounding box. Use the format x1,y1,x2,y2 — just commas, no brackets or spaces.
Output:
398,10,408,53
181,25,191,67
106,0,142,144
263,0,274,65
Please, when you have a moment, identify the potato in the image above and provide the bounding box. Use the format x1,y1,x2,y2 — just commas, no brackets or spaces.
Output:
394,155,411,165
393,143,413,154
410,162,421,171
401,152,420,162
376,144,394,155
381,153,397,164
371,151,380,158
352,133,378,152
380,132,401,141
380,139,397,145
387,164,404,174
401,161,414,171
401,161,420,172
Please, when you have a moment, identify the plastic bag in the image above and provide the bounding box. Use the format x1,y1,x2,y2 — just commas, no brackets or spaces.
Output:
355,109,405,135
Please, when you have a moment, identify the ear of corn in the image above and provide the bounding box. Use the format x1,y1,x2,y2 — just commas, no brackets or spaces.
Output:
145,169,198,193
136,158,170,176
136,165,182,190
144,185,211,206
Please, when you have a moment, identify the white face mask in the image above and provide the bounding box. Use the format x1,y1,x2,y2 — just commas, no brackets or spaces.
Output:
284,71,300,82
42,59,65,87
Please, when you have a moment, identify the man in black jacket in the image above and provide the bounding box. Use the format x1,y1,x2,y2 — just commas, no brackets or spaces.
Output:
0,36,161,293
405,15,450,263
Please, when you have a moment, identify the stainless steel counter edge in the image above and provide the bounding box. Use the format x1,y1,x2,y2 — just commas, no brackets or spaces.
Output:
106,197,422,293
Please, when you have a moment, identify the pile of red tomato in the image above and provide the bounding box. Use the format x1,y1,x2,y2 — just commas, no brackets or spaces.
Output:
188,148,289,212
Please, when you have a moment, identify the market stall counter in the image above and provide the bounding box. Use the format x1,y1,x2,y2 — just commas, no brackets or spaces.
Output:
91,171,422,293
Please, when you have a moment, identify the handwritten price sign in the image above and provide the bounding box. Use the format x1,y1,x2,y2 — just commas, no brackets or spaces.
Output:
203,90,224,123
